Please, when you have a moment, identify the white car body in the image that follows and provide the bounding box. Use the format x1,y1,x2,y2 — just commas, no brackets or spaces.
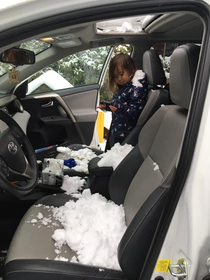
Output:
0,0,209,279
153,59,210,278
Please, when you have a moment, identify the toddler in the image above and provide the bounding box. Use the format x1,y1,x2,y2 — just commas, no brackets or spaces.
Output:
97,53,148,144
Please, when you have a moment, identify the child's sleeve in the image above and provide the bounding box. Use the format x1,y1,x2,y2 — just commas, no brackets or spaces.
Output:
100,100,112,111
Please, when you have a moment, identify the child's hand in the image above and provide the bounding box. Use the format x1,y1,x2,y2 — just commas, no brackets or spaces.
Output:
96,104,106,109
109,105,117,112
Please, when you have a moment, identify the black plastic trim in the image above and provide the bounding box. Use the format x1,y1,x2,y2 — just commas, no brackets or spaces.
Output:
5,259,126,280
57,84,100,97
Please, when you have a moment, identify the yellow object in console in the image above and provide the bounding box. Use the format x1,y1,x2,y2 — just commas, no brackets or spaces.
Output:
96,111,104,143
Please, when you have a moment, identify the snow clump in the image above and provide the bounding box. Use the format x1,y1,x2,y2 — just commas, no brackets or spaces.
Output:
52,189,127,270
61,175,86,195
57,147,97,173
98,143,133,170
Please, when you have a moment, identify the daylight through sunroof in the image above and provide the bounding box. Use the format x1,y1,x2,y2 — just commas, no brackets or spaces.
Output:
96,15,153,34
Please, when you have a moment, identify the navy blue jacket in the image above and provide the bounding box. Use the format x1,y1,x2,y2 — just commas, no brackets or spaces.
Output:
101,70,148,139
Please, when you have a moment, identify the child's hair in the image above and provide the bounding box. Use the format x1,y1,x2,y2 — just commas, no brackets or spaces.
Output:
109,53,136,92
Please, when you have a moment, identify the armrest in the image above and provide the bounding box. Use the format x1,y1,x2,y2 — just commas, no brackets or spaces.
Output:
88,157,113,177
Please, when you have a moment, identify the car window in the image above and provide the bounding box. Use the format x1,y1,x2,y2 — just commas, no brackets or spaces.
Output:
27,46,112,95
152,42,180,82
20,39,51,55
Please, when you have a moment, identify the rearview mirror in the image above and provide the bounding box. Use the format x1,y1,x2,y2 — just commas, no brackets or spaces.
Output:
0,48,35,65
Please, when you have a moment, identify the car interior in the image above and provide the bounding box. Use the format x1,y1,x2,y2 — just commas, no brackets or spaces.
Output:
56,48,170,187
0,2,208,280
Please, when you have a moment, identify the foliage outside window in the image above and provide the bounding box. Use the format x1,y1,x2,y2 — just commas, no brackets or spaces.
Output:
152,42,179,80
20,39,51,55
27,46,111,94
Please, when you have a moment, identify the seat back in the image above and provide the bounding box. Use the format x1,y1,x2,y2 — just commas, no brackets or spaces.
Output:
106,49,170,149
113,44,200,280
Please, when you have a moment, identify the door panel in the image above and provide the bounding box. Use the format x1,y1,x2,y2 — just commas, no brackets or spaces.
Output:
60,84,99,123
16,46,113,158
20,84,100,154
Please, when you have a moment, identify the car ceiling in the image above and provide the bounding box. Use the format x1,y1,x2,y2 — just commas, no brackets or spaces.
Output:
0,10,204,94
32,12,203,50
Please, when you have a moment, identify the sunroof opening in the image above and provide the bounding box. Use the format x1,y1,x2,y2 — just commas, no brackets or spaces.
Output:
96,15,154,34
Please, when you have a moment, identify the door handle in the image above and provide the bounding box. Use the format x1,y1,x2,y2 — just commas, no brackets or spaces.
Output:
41,101,54,108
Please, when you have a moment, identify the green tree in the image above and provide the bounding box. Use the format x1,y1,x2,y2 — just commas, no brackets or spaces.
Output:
29,46,111,88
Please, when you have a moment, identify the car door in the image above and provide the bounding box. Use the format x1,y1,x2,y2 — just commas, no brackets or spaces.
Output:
18,46,113,159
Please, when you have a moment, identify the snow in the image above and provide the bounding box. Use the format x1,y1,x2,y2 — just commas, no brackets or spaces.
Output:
153,162,159,171
31,191,127,270
54,256,69,262
57,147,97,173
27,70,73,95
61,175,86,194
132,70,145,87
117,21,136,33
96,16,145,34
52,189,126,270
159,55,171,79
57,147,72,154
42,217,52,226
57,143,133,174
37,212,43,219
98,143,134,170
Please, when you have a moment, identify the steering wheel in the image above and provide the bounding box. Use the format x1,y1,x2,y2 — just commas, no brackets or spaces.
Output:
0,109,38,197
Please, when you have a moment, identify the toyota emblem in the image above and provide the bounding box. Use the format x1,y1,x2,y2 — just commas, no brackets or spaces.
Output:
8,141,18,154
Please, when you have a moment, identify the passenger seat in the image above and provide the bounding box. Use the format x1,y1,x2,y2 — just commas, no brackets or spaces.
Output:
57,49,170,175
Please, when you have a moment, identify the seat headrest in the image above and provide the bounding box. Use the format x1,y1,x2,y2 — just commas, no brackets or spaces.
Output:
170,44,200,109
142,49,166,86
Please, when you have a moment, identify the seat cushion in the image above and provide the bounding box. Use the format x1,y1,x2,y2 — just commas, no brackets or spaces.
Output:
5,194,126,280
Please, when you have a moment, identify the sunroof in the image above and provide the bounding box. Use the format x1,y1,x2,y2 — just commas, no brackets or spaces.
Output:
96,15,154,34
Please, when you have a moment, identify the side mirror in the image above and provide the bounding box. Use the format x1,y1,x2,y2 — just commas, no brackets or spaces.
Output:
0,48,35,65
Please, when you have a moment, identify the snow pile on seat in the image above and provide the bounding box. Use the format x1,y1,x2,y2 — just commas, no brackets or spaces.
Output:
61,175,86,194
57,147,97,173
98,143,133,170
52,189,126,270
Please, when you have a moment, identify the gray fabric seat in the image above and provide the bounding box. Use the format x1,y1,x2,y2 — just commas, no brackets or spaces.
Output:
56,49,170,177
4,44,200,280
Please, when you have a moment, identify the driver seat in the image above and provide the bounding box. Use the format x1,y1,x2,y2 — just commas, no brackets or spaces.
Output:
4,44,200,280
